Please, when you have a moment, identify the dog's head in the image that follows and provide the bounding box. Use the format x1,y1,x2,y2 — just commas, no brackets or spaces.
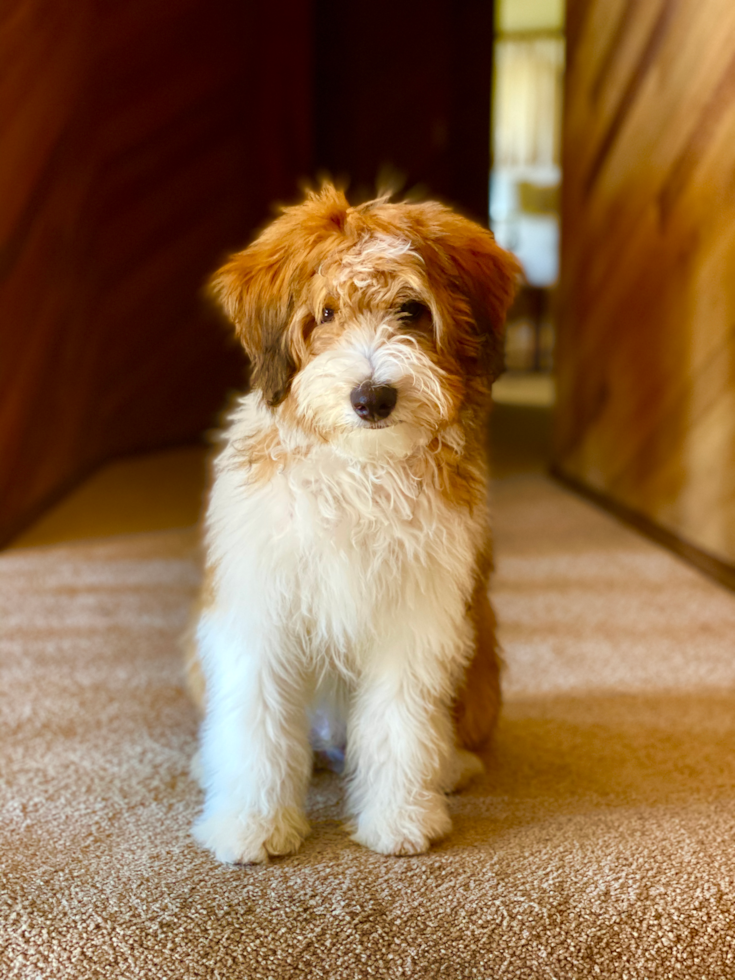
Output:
212,183,520,459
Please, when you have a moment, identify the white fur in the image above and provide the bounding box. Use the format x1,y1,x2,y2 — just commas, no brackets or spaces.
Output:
193,296,486,864
293,320,452,462
333,234,422,288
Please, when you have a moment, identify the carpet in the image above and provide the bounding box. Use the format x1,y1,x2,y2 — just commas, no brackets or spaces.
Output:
2,473,735,979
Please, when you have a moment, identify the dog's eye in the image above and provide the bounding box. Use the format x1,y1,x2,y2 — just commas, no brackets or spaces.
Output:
398,301,428,323
320,306,335,323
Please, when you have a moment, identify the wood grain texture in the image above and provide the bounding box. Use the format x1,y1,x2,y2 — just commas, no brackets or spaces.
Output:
554,0,735,567
0,0,312,546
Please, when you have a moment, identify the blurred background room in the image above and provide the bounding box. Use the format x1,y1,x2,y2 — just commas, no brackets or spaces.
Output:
5,5,735,972
3,0,735,589
491,0,563,378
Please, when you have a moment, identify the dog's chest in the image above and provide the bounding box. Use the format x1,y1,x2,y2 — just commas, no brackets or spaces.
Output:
269,452,474,642
212,425,481,655
283,454,435,573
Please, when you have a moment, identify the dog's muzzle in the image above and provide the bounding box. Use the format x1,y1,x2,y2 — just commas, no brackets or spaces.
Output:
350,382,398,423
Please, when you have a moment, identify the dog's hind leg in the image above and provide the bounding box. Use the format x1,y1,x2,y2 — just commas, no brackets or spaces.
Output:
441,747,485,792
452,583,502,750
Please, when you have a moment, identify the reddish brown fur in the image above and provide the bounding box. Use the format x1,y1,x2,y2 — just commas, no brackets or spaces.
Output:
211,184,520,413
453,556,502,749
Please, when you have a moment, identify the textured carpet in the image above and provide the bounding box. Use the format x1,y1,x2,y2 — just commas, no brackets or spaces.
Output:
2,473,735,979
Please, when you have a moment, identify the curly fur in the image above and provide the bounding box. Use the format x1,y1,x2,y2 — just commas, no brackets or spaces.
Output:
187,183,519,863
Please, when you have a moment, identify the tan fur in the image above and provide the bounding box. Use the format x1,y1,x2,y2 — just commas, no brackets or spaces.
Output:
453,571,502,749
184,629,207,712
183,563,218,711
240,426,285,487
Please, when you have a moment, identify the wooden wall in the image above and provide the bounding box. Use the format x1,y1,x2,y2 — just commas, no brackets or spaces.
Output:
555,0,735,567
0,0,312,546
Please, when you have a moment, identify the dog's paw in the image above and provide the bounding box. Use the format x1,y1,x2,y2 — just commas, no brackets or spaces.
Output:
193,806,309,865
352,796,452,857
442,748,485,793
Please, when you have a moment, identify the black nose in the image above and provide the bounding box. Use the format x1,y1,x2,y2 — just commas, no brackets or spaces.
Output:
350,383,398,422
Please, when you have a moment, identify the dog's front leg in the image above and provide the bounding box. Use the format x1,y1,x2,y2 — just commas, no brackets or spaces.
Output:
192,614,311,865
347,627,467,856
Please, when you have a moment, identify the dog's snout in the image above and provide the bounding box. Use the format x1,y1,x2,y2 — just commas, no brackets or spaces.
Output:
350,383,398,422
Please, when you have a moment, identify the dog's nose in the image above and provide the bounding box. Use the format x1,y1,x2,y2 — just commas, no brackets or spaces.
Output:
350,383,397,422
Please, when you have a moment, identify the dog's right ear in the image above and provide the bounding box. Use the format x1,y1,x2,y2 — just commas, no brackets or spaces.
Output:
210,241,298,408
211,183,350,408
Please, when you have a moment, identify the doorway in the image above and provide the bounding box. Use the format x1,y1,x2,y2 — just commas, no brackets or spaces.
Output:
491,0,564,385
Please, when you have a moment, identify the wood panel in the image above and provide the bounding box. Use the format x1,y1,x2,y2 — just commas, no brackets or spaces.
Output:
555,0,735,566
0,0,312,546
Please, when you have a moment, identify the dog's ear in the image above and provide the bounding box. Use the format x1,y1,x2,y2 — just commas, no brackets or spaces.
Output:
211,183,350,407
418,207,521,380
211,243,298,407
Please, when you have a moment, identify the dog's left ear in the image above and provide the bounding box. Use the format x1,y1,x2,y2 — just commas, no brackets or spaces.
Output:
422,209,521,379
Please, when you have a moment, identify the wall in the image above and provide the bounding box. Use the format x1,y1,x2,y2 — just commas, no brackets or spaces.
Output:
0,0,312,545
555,0,735,567
1,0,495,547
314,0,493,222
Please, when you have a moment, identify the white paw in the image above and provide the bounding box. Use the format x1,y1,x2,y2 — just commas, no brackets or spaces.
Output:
352,796,452,856
193,806,309,865
442,748,485,793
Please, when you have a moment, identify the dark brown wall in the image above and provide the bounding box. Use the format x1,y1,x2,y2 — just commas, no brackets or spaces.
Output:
0,0,313,545
1,0,494,546
314,0,493,222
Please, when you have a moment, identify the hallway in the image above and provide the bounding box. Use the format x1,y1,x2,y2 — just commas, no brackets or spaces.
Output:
2,378,735,977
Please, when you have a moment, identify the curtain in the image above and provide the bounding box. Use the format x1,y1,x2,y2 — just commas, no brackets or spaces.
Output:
493,36,565,169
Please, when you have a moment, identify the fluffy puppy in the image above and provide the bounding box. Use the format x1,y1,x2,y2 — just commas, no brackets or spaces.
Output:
186,183,519,863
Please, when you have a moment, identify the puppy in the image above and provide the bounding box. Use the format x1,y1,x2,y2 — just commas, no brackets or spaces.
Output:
186,183,519,863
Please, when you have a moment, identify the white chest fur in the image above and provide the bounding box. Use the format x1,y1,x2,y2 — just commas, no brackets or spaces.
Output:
204,396,481,671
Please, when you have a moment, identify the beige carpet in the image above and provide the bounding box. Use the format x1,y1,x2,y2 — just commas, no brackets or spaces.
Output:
2,473,735,978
